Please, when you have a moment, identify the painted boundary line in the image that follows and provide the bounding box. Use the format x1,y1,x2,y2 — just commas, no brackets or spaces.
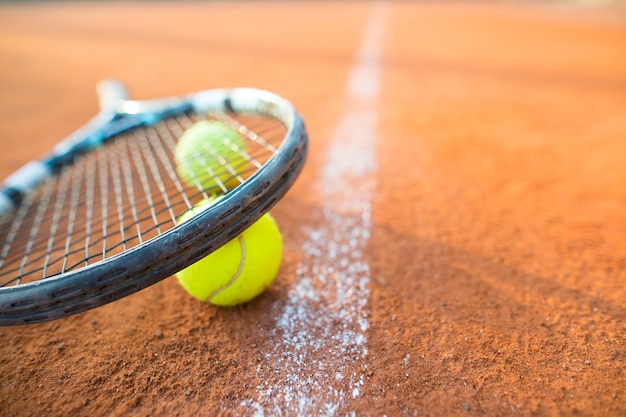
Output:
242,2,387,415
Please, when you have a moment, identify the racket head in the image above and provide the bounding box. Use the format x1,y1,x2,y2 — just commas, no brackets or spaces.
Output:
0,87,307,326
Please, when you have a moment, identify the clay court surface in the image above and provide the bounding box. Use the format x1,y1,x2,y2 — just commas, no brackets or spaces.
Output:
1,1,626,416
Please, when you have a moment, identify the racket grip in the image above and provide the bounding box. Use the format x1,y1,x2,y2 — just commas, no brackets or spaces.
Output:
97,79,129,111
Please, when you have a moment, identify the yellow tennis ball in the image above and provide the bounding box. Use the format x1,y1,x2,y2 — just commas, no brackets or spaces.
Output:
174,120,247,191
175,199,282,306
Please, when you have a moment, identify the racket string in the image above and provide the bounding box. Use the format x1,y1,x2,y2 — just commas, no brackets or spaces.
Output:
146,122,195,217
61,150,87,274
0,111,287,287
83,150,97,267
0,193,38,285
128,130,167,235
161,116,218,201
98,144,110,260
21,165,69,279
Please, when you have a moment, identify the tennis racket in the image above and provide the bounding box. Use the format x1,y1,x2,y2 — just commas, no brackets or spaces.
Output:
0,80,308,326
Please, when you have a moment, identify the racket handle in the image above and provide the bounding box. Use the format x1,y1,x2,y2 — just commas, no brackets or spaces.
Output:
97,79,129,111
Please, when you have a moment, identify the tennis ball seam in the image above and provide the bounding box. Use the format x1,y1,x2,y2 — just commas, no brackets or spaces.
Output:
206,235,246,302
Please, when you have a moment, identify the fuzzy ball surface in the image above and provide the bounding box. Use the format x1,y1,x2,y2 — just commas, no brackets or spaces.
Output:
176,199,282,306
174,120,247,192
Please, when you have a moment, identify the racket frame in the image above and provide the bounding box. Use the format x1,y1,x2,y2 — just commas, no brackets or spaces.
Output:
0,83,307,326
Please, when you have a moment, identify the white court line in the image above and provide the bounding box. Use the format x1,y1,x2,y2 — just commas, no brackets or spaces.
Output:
243,2,387,415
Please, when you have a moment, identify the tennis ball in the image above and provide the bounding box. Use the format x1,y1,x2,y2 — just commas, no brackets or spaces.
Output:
176,199,282,306
174,120,247,191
